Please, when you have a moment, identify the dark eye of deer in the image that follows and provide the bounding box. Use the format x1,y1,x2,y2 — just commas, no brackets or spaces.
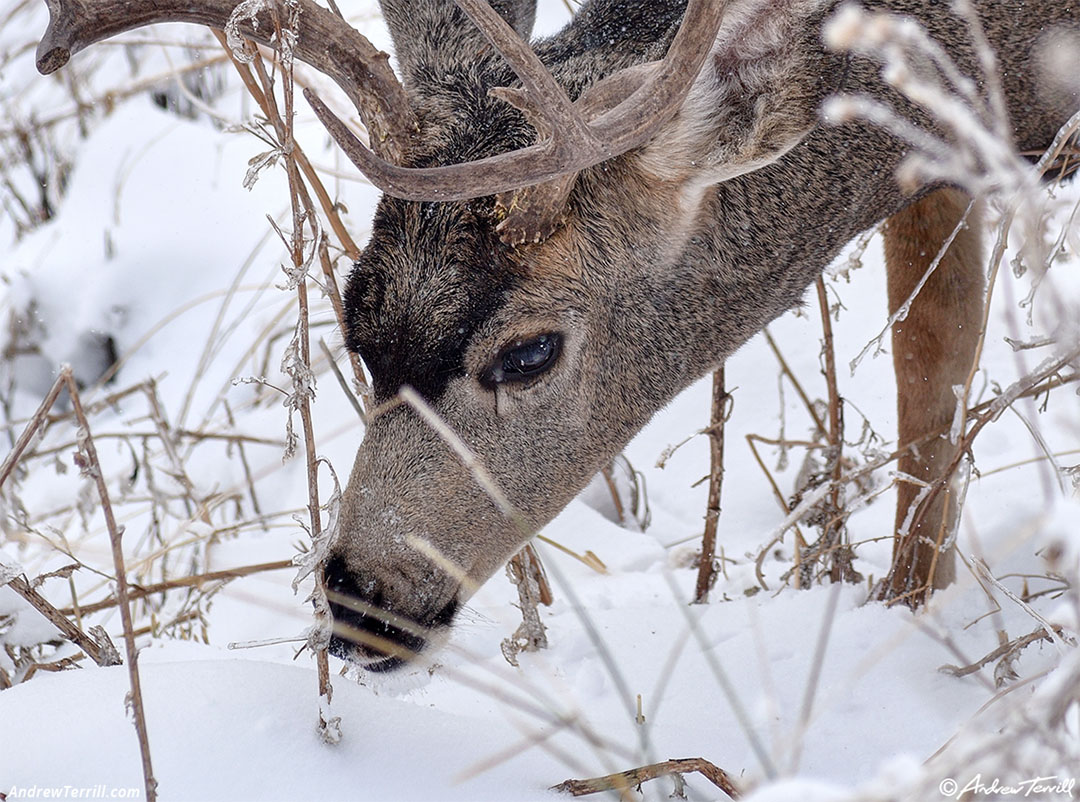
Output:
483,334,562,387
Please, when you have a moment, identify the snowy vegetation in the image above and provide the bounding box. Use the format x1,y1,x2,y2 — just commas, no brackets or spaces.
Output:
1,1,1077,799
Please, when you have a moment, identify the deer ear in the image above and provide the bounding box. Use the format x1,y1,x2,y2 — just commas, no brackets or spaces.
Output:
635,0,828,194
379,0,537,88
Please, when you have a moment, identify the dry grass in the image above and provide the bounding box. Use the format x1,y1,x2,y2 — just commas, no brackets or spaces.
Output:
0,2,1077,799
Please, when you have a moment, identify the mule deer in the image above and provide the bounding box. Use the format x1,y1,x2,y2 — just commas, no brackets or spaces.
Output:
36,0,1080,671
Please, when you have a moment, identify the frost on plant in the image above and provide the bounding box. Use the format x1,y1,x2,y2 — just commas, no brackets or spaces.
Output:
225,0,268,64
278,323,317,463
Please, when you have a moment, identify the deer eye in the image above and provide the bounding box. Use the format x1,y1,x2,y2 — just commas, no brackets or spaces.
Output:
482,334,562,387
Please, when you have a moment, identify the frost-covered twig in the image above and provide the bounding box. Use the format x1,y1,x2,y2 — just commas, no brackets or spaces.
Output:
64,367,158,801
501,544,550,666
824,5,1037,201
971,558,1070,652
232,5,341,743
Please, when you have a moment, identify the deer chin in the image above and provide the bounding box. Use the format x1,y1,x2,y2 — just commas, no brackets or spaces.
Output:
329,642,433,675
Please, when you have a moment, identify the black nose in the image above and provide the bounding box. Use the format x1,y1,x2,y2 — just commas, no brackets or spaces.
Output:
322,555,458,672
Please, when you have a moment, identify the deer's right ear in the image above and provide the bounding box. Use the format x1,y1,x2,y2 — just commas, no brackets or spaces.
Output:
635,0,831,198
379,0,537,88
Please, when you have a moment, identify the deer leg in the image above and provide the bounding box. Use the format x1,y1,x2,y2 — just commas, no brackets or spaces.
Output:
882,188,984,602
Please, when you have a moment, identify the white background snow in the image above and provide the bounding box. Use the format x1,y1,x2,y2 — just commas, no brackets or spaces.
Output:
0,2,1078,801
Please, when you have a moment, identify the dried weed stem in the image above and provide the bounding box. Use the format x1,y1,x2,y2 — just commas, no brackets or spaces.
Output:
694,366,728,604
554,757,740,800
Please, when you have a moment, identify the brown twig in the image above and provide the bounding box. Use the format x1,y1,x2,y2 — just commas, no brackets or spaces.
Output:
213,25,370,419
939,624,1067,678
750,354,1077,595
599,463,626,525
746,433,806,592
318,337,366,422
142,379,196,517
522,542,553,606
25,428,285,459
0,379,149,434
814,277,857,584
0,54,231,140
763,328,827,437
0,373,125,668
694,366,728,604
0,370,66,489
58,559,293,616
223,399,266,525
3,574,119,667
316,240,371,407
553,757,740,799
63,368,157,800
18,652,88,683
210,30,362,258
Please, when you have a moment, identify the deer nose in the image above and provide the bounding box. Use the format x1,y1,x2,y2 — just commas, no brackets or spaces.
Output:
321,555,458,672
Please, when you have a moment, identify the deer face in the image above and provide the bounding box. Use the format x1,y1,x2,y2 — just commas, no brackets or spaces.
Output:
320,0,829,670
324,175,700,669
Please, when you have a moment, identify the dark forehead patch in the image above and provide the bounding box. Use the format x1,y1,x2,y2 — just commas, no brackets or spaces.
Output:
343,197,517,402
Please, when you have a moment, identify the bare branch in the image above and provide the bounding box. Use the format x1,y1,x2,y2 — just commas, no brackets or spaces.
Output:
694,366,728,604
57,559,293,617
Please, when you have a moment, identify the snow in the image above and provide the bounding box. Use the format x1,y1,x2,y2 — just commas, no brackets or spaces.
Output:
0,649,562,800
1,2,1078,801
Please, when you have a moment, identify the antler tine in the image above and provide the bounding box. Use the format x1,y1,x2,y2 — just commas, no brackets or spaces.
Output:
452,0,595,150
588,0,728,151
307,0,726,203
36,0,416,161
306,87,588,199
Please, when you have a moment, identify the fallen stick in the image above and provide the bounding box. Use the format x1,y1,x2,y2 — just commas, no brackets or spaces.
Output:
553,757,741,799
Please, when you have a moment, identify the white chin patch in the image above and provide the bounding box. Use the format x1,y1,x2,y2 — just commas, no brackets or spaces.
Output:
340,626,453,695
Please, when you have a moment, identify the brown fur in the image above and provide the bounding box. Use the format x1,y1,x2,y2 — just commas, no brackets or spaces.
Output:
884,189,985,596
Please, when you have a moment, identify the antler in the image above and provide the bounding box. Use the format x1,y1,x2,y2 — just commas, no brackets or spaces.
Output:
307,0,727,203
35,0,416,161
36,0,725,244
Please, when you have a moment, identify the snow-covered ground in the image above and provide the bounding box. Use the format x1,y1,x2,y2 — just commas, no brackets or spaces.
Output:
1,2,1078,801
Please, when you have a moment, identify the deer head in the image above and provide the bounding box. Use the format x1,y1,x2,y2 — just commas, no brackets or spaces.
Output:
316,0,841,671
36,0,847,671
